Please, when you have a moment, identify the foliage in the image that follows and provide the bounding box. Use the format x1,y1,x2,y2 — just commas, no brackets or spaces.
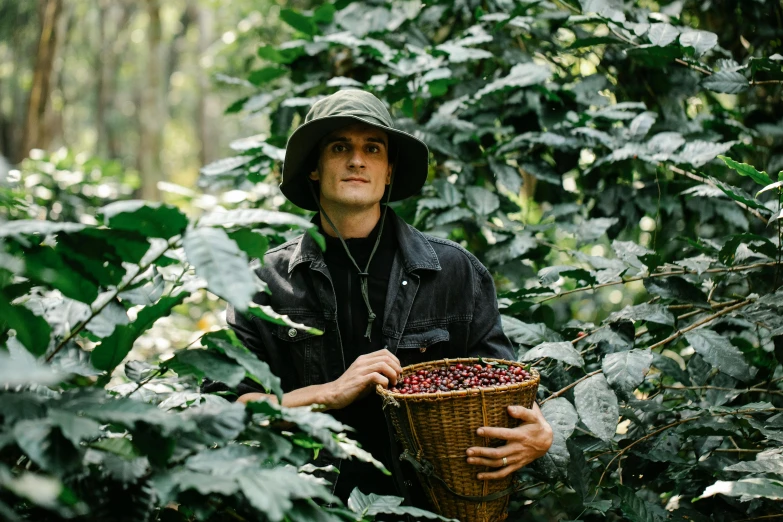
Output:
200,0,783,520
2,0,783,521
0,181,431,520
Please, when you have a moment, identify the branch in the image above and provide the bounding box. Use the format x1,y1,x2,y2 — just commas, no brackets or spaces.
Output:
664,385,783,396
648,299,752,350
668,165,770,225
536,263,778,304
45,236,182,363
540,369,603,405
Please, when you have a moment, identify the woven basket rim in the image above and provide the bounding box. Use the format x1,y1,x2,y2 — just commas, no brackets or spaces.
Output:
376,357,539,401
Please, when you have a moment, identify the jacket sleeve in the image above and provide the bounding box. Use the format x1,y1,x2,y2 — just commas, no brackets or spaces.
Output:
466,266,516,361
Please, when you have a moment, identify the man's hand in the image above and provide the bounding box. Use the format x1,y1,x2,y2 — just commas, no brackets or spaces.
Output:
465,402,553,480
324,348,402,410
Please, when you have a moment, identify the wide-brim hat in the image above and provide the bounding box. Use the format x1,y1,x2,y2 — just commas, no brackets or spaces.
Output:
280,89,429,211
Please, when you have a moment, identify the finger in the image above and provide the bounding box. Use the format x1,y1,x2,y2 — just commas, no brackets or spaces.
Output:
367,362,399,385
359,353,403,376
507,404,538,422
475,426,518,441
477,464,520,481
465,445,509,459
367,372,390,389
466,455,513,468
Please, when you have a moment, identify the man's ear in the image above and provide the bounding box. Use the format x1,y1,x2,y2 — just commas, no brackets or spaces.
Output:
309,169,320,181
385,164,392,185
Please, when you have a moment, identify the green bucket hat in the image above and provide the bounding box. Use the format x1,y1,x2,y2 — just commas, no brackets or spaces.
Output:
280,89,429,211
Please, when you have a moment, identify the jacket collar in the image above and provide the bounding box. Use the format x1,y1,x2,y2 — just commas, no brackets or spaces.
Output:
288,209,441,274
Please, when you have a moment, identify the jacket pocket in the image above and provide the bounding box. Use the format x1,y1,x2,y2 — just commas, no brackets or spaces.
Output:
271,321,324,387
396,328,450,366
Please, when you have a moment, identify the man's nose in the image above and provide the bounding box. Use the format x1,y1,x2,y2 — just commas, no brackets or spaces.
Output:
347,149,366,168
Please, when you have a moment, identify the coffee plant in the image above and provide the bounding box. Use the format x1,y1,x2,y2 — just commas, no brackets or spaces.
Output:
201,0,783,520
2,0,783,520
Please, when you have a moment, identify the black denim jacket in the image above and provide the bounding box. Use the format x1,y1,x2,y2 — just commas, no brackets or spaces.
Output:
226,211,515,503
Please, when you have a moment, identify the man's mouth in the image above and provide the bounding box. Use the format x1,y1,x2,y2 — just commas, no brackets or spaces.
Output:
342,177,369,183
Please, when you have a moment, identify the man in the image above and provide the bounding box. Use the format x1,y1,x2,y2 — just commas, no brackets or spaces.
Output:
223,89,553,506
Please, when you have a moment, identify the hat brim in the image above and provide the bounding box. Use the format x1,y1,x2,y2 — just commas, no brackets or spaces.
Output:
280,115,429,211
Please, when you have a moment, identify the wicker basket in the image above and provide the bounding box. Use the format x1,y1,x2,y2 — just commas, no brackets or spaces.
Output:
376,357,540,522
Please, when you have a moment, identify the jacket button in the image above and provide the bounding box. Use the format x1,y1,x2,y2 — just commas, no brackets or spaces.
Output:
288,328,298,338
402,280,408,286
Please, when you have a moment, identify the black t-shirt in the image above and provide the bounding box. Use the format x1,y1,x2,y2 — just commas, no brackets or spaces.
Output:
319,212,399,502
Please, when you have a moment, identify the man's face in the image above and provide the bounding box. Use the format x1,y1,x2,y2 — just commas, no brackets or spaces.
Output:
309,122,392,212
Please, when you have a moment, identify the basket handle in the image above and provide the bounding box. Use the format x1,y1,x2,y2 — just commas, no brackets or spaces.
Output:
399,451,515,503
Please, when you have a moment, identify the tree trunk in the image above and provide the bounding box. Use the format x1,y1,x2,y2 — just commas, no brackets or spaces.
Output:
196,1,218,166
21,0,63,160
137,0,165,201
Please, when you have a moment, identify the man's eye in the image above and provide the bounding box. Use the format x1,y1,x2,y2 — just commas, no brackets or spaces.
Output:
332,144,347,152
368,145,379,153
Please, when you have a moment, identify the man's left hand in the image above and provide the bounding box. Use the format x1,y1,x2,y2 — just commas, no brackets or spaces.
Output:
465,402,553,480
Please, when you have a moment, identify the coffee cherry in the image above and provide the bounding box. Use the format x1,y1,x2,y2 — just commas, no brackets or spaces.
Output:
390,363,533,394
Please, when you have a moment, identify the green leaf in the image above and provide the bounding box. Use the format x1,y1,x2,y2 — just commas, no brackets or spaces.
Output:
91,293,186,372
89,437,139,459
432,179,463,205
199,208,314,230
0,293,51,355
719,155,775,186
247,303,324,335
0,220,85,238
248,67,288,86
643,276,709,308
501,316,563,346
464,186,499,215
725,455,783,474
679,30,718,56
647,23,679,47
257,45,304,64
313,4,336,24
602,349,653,395
757,179,783,197
99,201,188,240
13,420,81,473
684,329,756,382
228,229,270,259
574,374,618,441
119,269,165,306
22,246,100,303
183,227,256,312
626,44,682,67
541,397,579,440
0,345,65,387
703,70,750,94
200,155,253,176
3,472,64,511
204,333,284,402
435,43,493,63
169,349,246,388
238,468,338,522
180,402,247,443
47,410,102,446
678,140,737,167
521,341,584,367
474,62,551,99
347,489,456,520
701,478,783,501
617,485,662,522
280,9,318,36
709,176,769,211
607,303,675,326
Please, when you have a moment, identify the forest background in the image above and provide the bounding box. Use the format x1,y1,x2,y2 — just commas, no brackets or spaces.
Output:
1,0,783,521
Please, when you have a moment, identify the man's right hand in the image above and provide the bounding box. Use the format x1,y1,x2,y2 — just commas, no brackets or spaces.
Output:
325,348,402,410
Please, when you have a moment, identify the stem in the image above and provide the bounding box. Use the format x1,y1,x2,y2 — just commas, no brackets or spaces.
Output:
595,407,781,488
537,263,777,304
668,165,770,225
648,299,752,350
45,236,182,363
663,385,783,396
540,369,603,405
